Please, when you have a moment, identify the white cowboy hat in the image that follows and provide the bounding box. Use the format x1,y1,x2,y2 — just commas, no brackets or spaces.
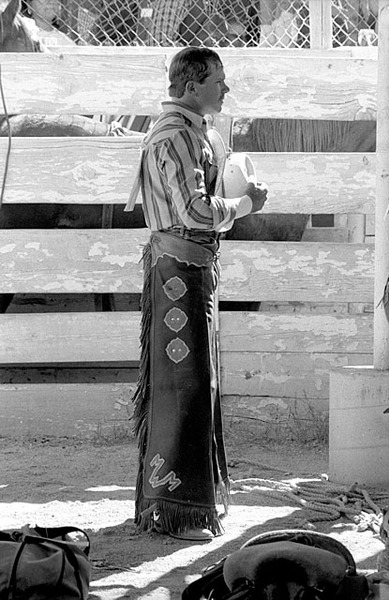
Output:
207,127,257,198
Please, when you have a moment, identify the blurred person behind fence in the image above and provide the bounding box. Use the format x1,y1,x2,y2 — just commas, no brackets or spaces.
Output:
137,0,229,46
91,0,138,46
21,0,76,46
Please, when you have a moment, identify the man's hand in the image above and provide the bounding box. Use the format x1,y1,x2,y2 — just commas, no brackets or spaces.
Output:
245,182,268,213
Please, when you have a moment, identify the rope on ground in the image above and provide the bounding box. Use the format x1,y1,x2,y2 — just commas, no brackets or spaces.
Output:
231,476,389,531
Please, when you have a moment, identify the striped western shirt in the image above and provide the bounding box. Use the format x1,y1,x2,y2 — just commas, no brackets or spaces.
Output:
135,101,250,232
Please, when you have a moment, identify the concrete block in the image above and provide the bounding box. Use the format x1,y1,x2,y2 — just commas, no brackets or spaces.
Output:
329,365,389,486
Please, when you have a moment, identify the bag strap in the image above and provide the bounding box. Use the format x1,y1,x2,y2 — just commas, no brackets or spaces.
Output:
8,538,28,600
124,111,179,212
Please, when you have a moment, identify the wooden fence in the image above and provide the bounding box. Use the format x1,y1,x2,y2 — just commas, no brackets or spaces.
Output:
0,47,376,439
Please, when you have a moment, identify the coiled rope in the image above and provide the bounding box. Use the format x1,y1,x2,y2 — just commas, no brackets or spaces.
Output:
231,476,389,531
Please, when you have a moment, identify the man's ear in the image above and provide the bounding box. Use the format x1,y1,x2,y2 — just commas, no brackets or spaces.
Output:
185,80,198,95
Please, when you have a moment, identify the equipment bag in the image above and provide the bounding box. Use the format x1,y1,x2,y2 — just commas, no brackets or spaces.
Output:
0,525,91,600
182,529,369,600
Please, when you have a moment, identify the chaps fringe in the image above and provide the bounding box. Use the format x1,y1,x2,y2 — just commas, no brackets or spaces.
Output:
131,242,152,527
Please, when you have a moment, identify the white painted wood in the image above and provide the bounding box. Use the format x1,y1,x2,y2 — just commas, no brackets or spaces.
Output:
221,351,373,398
0,229,147,294
308,0,323,49
374,1,389,369
0,137,143,205
321,0,333,49
0,232,374,303
0,312,141,364
0,139,376,213
253,153,375,215
0,311,373,365
347,215,365,243
219,240,374,303
0,52,167,115
49,46,355,57
222,312,373,353
1,50,377,120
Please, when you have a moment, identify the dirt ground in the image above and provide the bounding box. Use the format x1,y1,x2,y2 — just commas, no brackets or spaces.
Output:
1,428,387,600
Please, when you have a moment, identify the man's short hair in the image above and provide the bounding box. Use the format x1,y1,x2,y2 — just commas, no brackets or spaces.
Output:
168,47,223,98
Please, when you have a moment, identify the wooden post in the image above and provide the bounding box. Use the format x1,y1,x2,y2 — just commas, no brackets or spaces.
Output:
347,214,365,243
374,0,389,369
309,0,332,49
308,0,322,48
320,0,333,49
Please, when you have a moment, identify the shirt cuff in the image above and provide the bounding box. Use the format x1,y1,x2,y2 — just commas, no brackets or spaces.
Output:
215,195,253,232
234,195,253,218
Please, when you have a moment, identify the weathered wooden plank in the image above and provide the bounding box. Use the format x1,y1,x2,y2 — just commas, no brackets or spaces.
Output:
1,354,372,436
220,240,374,303
220,312,373,353
0,383,136,439
252,153,375,215
0,138,142,205
0,232,374,302
0,232,374,301
1,51,377,120
0,312,140,364
221,352,373,398
49,46,357,57
222,53,376,120
0,230,146,294
1,52,167,115
0,138,376,214
0,311,373,365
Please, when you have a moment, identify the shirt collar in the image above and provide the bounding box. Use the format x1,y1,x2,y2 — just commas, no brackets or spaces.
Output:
161,101,206,131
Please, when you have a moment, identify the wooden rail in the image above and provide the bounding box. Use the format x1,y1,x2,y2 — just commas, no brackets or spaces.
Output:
1,140,376,213
0,233,374,301
0,49,377,119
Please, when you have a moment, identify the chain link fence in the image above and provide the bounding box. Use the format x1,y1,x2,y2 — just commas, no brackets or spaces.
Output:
21,0,379,49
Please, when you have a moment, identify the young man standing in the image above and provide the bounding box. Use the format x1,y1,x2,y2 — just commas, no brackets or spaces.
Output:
126,47,267,541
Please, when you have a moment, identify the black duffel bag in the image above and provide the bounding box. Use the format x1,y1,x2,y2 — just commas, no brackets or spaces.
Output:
0,525,91,599
182,529,369,600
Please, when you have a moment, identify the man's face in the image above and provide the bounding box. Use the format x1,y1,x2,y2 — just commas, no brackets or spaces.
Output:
194,63,230,115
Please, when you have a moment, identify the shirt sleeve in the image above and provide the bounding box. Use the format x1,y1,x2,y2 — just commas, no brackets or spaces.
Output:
159,129,251,230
